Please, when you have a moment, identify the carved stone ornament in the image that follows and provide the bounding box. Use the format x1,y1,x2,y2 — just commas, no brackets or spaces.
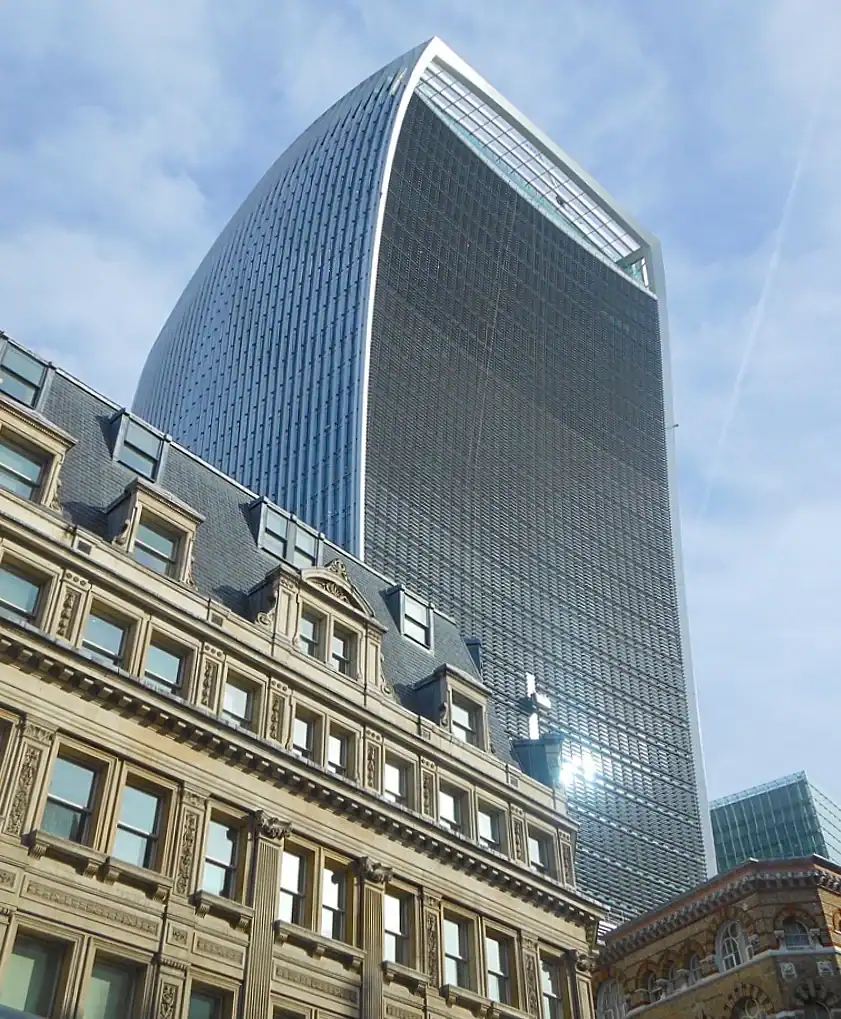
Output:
326,558,351,581
5,745,42,836
525,954,540,1016
22,722,55,745
158,982,179,1019
113,515,132,548
422,771,434,816
48,476,62,512
269,694,283,742
255,812,291,841
175,812,199,896
425,911,440,987
200,659,218,709
355,857,393,884
312,578,352,606
56,588,80,640
255,576,280,628
575,951,597,974
512,817,525,862
366,744,378,788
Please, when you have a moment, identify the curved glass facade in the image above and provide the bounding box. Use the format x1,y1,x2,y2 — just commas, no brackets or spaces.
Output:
135,39,710,920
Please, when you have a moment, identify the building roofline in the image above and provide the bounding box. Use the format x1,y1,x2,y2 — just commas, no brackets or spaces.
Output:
710,771,810,809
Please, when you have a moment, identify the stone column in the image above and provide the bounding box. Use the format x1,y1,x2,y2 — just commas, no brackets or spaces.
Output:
521,937,542,1017
242,812,291,1019
2,720,55,839
355,857,393,1019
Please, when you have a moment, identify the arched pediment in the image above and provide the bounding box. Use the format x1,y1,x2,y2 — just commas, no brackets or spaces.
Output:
301,559,375,618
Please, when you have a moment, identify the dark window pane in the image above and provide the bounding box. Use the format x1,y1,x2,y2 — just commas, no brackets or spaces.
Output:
0,936,61,1014
189,992,221,1019
145,643,183,688
0,566,41,619
119,445,157,479
124,420,162,458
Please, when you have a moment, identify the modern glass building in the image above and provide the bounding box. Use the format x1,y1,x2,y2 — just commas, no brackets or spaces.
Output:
712,773,841,873
134,38,712,919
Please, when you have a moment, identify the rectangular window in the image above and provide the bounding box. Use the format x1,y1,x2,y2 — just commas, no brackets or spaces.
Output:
0,345,46,407
202,819,238,898
0,934,62,1015
113,783,162,869
330,625,354,675
384,892,409,964
262,506,288,559
298,611,321,658
278,849,307,926
42,755,97,842
0,563,43,621
528,831,553,875
0,434,46,501
292,528,317,568
403,594,431,648
84,959,136,1019
291,714,314,760
477,806,502,851
320,864,346,941
443,915,470,988
438,785,464,834
383,758,409,807
133,517,179,577
222,676,254,729
327,730,350,777
144,641,184,692
486,935,511,1003
118,419,162,480
451,697,479,745
541,957,563,1019
82,611,128,668
189,990,223,1019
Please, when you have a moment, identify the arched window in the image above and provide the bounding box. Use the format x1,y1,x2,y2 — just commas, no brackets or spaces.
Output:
646,972,662,1003
732,999,765,1019
782,918,811,950
663,964,676,995
687,954,702,985
717,920,750,971
596,979,627,1019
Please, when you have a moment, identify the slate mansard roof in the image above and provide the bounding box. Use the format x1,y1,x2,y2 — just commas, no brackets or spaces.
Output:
1,331,516,766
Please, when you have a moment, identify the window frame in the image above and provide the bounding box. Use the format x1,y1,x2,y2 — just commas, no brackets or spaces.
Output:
278,845,312,928
110,764,175,874
401,590,432,650
0,432,48,503
83,952,144,1019
276,838,353,945
438,781,470,837
330,621,356,677
781,917,812,950
0,341,47,409
320,857,349,942
326,723,355,779
441,907,477,991
526,824,558,878
131,512,181,578
40,746,105,847
297,606,325,660
80,598,141,673
716,919,750,972
0,547,57,627
143,631,192,696
539,952,568,1019
0,397,71,511
476,799,507,854
186,981,236,1019
383,751,414,809
0,927,70,1016
290,705,322,763
383,886,414,966
220,666,264,733
113,414,165,482
201,809,248,902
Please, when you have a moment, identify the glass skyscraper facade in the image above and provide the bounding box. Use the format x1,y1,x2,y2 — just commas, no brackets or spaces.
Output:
712,773,841,873
134,39,712,919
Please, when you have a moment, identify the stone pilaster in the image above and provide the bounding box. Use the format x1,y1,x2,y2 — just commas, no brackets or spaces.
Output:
2,720,55,838
422,890,442,992
154,956,188,1019
242,811,291,1019
521,937,542,1017
356,857,392,1019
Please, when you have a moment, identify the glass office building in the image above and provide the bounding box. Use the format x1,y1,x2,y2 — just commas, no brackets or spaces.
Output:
134,39,712,919
712,773,841,873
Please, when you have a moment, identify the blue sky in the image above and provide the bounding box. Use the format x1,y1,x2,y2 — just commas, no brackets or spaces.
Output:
1,1,839,806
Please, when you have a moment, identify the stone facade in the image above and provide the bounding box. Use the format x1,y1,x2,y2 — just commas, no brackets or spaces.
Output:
594,857,841,1019
0,333,602,1018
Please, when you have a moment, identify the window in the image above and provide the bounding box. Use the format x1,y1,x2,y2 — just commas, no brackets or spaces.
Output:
384,892,410,964
82,611,128,668
327,729,351,777
438,785,465,834
144,640,185,692
0,934,63,1015
528,830,553,875
291,713,315,760
278,850,307,926
202,819,239,898
0,434,46,501
485,934,511,1003
596,979,626,1019
330,625,354,675
716,920,750,972
118,418,163,480
222,676,254,729
477,805,502,851
451,696,479,745
0,563,43,621
782,918,811,949
84,959,136,1019
443,915,470,987
687,954,702,985
188,990,224,1019
113,783,162,869
320,863,347,940
541,957,564,1019
261,506,288,558
0,344,46,407
292,528,318,568
42,755,97,842
646,973,661,1003
133,517,179,576
403,594,431,648
383,758,409,807
298,611,321,658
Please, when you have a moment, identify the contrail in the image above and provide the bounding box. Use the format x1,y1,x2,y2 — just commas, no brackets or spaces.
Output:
694,63,830,525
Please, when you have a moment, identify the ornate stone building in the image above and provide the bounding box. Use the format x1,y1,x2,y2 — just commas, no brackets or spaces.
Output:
594,857,841,1019
0,330,602,1018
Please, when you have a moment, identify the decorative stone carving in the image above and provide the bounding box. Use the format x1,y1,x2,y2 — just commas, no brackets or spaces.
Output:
355,857,393,884
21,722,55,745
511,810,526,863
366,744,378,788
269,693,284,742
182,790,206,809
25,882,158,934
525,953,540,1016
195,937,244,964
274,966,358,1003
175,812,199,896
0,869,16,888
113,515,132,547
56,588,81,640
425,910,440,987
5,745,41,836
48,477,62,512
200,659,218,709
254,812,291,841
422,771,434,817
158,982,179,1019
326,558,351,582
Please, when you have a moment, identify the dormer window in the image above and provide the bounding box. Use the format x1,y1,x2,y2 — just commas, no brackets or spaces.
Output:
330,625,354,675
451,696,479,745
403,593,431,648
133,516,180,577
292,528,318,568
262,506,288,558
0,395,74,510
115,416,164,481
415,665,491,753
0,342,46,408
0,435,47,502
298,610,322,658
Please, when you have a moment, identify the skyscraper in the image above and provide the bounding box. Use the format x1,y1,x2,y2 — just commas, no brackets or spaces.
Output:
134,38,712,919
712,773,841,873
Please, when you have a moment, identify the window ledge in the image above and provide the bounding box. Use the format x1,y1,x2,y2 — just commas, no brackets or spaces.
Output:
193,889,253,931
101,856,173,903
441,985,494,1016
489,1003,530,1019
26,829,105,876
382,960,430,993
273,919,364,971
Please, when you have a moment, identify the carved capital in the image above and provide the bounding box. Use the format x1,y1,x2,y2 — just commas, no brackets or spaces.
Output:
355,857,393,885
254,812,291,841
21,721,55,745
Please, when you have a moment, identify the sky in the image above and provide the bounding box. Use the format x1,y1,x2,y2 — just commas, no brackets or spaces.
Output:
1,0,839,807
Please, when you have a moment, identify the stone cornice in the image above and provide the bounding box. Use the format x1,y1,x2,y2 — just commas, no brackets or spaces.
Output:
600,862,841,964
0,628,603,928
